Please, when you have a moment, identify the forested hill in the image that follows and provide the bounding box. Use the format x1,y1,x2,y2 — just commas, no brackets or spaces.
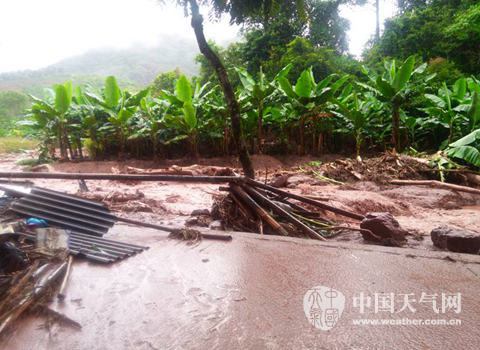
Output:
0,36,200,93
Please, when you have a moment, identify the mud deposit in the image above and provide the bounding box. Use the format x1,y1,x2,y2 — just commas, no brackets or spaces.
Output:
1,154,479,252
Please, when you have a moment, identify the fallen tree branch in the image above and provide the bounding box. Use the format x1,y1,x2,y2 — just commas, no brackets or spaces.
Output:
390,179,480,195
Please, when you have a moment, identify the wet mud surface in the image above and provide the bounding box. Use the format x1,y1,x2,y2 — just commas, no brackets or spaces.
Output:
1,230,480,349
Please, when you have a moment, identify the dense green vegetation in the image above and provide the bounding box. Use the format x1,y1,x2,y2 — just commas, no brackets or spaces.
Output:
0,91,29,136
3,0,479,172
21,58,480,167
367,0,480,75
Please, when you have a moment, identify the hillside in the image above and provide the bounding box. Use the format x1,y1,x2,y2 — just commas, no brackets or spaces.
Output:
0,35,200,93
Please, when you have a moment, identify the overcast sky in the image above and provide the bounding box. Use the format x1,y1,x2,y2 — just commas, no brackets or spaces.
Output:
0,0,396,74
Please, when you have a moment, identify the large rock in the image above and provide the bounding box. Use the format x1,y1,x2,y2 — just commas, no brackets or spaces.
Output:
431,226,480,254
360,212,407,246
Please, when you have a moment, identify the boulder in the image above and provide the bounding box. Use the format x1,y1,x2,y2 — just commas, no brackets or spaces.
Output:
431,226,480,254
360,212,407,246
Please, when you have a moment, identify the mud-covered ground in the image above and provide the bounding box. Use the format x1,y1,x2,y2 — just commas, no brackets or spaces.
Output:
1,152,479,252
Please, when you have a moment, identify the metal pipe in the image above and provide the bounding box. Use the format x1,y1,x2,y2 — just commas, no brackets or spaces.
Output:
57,256,73,300
0,172,243,183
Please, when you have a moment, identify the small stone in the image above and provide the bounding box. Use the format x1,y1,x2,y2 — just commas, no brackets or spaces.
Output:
269,174,290,188
185,217,198,227
191,209,210,216
431,226,480,254
209,220,223,230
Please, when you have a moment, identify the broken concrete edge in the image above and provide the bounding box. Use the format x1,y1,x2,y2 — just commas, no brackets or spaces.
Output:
193,228,480,265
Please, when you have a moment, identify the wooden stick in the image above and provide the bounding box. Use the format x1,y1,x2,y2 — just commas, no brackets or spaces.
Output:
242,185,327,241
258,219,264,235
230,184,289,236
390,179,480,195
246,178,364,220
230,192,254,219
57,256,73,301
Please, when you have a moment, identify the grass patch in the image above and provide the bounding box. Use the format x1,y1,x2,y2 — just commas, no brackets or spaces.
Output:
0,136,37,154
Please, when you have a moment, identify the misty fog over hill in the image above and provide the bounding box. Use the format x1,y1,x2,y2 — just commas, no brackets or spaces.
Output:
0,35,201,93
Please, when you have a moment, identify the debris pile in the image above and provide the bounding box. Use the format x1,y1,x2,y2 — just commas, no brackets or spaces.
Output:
0,223,70,336
309,153,432,183
0,184,149,263
212,179,369,240
0,183,153,335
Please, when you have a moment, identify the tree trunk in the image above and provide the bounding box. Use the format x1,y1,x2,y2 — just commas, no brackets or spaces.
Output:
77,138,84,160
298,116,305,155
375,0,380,41
152,134,159,161
59,123,68,160
190,132,199,160
392,102,401,151
257,102,263,154
355,130,362,159
318,133,324,155
188,0,254,178
57,127,65,160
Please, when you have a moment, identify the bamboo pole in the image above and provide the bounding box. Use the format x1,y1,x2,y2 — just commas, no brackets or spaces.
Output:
246,179,364,221
57,256,74,300
390,179,480,195
229,184,289,236
242,185,327,241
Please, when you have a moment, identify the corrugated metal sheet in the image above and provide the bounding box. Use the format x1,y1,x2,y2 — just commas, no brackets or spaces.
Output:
0,184,149,263
1,184,114,236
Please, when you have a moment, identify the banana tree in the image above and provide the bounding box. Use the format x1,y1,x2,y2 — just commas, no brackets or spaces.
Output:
423,78,470,146
359,56,431,151
24,82,73,160
162,75,213,158
131,96,170,160
236,67,275,153
333,84,377,160
466,77,480,132
445,129,480,168
276,64,349,155
85,76,149,157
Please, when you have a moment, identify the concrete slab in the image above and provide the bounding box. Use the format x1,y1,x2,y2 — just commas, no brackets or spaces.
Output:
2,226,479,349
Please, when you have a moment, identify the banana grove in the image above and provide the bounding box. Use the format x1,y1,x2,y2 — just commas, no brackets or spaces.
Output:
20,56,480,169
